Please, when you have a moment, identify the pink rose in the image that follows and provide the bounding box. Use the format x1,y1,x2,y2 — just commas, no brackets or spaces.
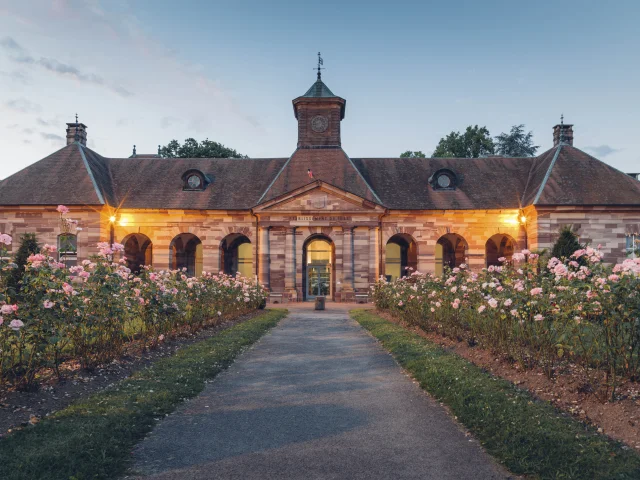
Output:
488,298,498,308
530,287,543,296
534,314,544,321
0,233,12,245
43,300,54,309
56,205,70,214
477,305,486,313
9,319,24,331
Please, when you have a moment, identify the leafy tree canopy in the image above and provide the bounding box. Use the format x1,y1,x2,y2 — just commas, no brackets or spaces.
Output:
7,233,39,299
159,138,248,158
432,125,495,158
399,150,428,158
495,124,539,157
551,226,584,260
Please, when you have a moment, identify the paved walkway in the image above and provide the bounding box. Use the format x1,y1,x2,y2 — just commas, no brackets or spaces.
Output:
131,304,507,479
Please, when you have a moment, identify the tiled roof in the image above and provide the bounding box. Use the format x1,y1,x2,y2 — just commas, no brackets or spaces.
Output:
527,145,640,206
107,155,288,210
301,79,337,98
351,156,535,210
1,143,639,210
260,148,380,204
0,143,107,205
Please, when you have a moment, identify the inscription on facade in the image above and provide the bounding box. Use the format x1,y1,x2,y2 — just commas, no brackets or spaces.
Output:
294,216,352,221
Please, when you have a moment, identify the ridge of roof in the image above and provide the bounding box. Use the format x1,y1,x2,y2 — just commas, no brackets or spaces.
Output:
532,145,562,205
77,143,105,205
256,150,297,205
341,149,383,205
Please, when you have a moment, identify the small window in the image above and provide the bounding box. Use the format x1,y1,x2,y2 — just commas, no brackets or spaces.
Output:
429,168,458,190
181,169,209,191
58,234,77,267
437,174,451,188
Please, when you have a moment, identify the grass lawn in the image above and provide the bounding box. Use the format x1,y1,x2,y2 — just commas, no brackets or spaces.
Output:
0,308,287,480
351,309,640,480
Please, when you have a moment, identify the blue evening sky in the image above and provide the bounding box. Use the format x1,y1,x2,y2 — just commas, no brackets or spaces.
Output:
0,0,638,179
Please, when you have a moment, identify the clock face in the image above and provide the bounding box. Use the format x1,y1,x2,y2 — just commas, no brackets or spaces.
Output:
187,174,202,189
310,115,329,133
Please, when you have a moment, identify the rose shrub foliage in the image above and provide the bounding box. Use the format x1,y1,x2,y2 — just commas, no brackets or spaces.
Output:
0,212,266,389
372,248,640,401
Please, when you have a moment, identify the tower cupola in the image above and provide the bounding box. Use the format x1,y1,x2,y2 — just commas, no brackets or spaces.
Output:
292,54,346,148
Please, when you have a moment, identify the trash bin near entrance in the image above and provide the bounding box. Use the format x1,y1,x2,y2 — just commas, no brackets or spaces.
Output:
315,296,325,310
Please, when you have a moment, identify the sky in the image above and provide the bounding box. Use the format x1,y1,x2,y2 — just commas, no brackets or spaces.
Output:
0,0,639,180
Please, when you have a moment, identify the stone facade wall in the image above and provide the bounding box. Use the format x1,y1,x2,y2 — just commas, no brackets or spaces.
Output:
2,201,639,301
381,209,525,273
532,206,640,263
0,206,102,260
0,207,258,276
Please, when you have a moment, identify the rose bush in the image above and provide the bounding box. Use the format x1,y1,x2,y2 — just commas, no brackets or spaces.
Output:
0,212,266,389
373,247,640,401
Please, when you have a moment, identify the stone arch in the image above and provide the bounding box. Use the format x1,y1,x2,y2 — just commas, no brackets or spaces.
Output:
384,233,418,281
382,226,419,246
435,233,468,276
122,233,153,273
485,233,516,267
169,233,203,277
220,233,252,278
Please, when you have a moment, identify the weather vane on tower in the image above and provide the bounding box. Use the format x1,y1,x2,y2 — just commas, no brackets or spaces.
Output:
316,52,324,80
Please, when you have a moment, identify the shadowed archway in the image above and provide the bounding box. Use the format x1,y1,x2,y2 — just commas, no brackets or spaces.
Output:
485,234,516,267
221,233,253,278
122,233,153,273
435,233,468,276
170,233,202,277
385,234,418,281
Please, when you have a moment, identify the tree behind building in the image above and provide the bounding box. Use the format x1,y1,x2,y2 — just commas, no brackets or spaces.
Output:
159,138,248,158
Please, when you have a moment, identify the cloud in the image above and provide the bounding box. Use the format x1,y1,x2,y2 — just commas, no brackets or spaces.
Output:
5,98,41,113
0,69,30,84
160,116,180,129
40,132,64,142
0,36,132,97
22,128,34,135
36,117,61,127
585,145,620,158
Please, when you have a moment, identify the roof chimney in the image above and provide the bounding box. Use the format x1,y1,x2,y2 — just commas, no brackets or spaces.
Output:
553,116,573,147
66,119,87,146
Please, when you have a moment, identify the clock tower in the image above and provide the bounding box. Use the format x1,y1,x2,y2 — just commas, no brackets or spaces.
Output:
292,70,346,148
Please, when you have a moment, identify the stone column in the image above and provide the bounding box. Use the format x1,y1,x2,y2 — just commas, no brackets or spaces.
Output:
368,226,380,284
285,227,296,300
258,227,270,288
342,227,354,296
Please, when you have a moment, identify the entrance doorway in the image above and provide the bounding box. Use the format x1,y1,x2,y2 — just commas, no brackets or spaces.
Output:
303,236,333,300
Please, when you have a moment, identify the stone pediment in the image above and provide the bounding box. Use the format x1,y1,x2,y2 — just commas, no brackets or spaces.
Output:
254,181,384,214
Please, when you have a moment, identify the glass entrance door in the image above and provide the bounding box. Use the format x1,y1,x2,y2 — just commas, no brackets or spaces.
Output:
307,265,331,298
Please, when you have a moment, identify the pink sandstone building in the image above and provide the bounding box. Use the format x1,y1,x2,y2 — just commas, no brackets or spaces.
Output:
1,74,639,301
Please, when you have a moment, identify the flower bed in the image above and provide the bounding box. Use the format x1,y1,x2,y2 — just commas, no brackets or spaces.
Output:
0,210,267,390
372,248,640,401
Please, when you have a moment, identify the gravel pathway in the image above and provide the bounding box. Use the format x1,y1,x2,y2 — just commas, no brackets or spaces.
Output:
130,305,508,479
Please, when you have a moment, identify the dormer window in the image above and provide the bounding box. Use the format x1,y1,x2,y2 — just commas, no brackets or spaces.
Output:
429,169,458,190
182,170,209,191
